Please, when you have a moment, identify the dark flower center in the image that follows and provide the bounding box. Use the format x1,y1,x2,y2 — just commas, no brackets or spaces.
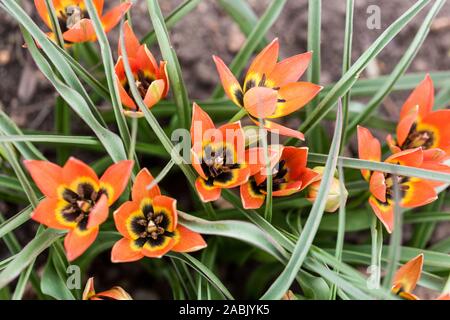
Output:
58,5,88,33
132,205,174,246
61,183,107,230
379,173,410,203
402,123,435,150
257,160,288,192
123,71,155,103
201,144,239,179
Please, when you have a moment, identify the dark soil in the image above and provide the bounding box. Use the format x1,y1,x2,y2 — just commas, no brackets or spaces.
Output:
0,0,449,299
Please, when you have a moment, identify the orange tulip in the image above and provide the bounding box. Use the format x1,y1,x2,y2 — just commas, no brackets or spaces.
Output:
82,277,132,300
111,168,206,262
213,39,322,140
357,126,437,233
115,22,169,116
191,103,253,202
392,254,449,300
24,157,133,261
34,0,131,43
387,75,450,179
240,146,319,209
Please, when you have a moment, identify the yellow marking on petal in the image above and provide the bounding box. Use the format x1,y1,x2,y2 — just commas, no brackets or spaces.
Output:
415,122,440,149
99,181,115,205
143,236,172,252
55,200,78,229
69,177,99,194
125,210,146,240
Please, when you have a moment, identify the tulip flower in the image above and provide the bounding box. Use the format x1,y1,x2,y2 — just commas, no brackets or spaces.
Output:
24,157,133,261
111,168,206,262
83,277,132,300
213,38,322,140
387,75,450,167
357,126,437,233
392,254,449,300
115,21,169,116
34,0,131,43
240,146,319,209
191,103,252,202
306,166,348,213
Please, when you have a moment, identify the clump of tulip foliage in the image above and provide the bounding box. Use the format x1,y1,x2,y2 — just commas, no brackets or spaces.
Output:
0,0,449,301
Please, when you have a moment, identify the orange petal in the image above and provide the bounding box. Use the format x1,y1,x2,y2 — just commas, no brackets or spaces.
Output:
357,126,381,180
423,148,447,163
393,254,423,293
401,178,437,208
213,166,250,189
191,103,216,155
368,196,394,233
400,74,434,121
386,134,402,154
63,157,99,186
397,105,418,147
240,181,265,209
171,225,207,253
257,119,305,140
34,0,52,29
421,110,450,153
159,61,170,98
212,55,243,107
119,21,140,59
437,293,450,300
385,147,423,167
369,171,387,203
91,287,132,300
268,51,312,87
86,194,109,229
116,75,137,110
195,177,221,202
63,19,96,43
218,121,245,162
113,201,141,239
152,195,178,231
243,87,278,118
82,277,96,300
245,145,283,176
111,238,144,263
143,79,165,109
269,82,323,118
136,45,158,77
99,160,133,204
93,0,105,16
100,1,132,33
272,181,303,196
23,160,63,198
191,150,207,180
141,238,176,258
64,227,99,261
131,168,161,202
31,198,68,230
244,38,279,90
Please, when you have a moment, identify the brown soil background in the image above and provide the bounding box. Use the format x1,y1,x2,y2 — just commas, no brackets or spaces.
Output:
0,0,449,299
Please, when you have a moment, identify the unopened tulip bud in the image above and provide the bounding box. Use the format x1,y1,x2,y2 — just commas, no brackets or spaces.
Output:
306,166,348,213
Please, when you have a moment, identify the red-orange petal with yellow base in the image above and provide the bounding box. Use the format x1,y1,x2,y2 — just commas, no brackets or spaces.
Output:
64,227,99,261
111,238,144,263
272,181,303,197
100,160,134,204
136,45,158,77
386,134,402,154
23,160,63,198
245,145,283,177
269,82,323,118
143,79,165,109
171,225,207,253
369,171,387,203
396,105,419,147
191,103,216,148
195,177,221,202
400,74,434,121
141,237,176,258
421,109,450,153
243,87,278,118
240,182,265,209
212,55,243,107
191,150,207,180
401,178,437,208
214,167,250,189
63,157,99,186
63,19,97,43
393,253,424,293
385,147,423,167
31,198,68,230
368,196,394,233
113,201,140,239
357,126,381,181
268,51,312,88
86,194,109,229
131,168,161,202
244,38,279,87
100,2,132,33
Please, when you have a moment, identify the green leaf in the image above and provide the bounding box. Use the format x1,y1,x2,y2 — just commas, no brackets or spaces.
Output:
41,247,75,300
0,229,62,288
261,101,343,300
